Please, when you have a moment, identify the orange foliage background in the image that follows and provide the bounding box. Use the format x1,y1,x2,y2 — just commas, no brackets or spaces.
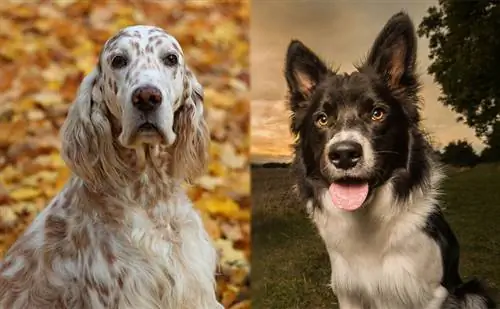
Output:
0,1,250,308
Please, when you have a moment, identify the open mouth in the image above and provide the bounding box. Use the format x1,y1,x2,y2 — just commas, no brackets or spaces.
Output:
328,177,370,212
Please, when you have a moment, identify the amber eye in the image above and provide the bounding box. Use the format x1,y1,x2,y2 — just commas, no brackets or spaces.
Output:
371,107,386,121
111,55,128,69
315,112,328,127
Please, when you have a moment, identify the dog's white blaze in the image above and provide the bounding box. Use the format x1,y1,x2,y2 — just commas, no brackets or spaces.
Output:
326,129,375,170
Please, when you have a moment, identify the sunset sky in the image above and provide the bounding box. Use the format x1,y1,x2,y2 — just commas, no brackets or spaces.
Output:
250,0,482,163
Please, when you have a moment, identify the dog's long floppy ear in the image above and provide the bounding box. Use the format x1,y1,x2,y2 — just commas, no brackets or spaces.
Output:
285,40,328,134
365,12,418,92
170,67,209,183
60,69,126,191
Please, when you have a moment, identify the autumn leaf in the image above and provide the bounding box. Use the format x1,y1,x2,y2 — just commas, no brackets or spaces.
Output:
0,207,17,229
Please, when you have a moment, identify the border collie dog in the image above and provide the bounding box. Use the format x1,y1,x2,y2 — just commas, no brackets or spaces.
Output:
284,12,496,309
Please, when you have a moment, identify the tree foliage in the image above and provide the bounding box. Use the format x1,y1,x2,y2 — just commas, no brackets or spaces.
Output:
418,1,500,139
441,140,479,167
480,122,500,162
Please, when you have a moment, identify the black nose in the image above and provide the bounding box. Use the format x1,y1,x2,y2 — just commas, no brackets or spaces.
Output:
132,86,162,112
328,141,363,170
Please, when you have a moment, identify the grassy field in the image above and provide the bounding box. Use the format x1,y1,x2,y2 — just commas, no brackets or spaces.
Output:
251,164,500,309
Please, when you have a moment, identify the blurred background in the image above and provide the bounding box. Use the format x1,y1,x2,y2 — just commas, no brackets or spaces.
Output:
0,1,249,308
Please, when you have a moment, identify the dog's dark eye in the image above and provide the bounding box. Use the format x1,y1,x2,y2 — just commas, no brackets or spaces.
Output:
371,107,386,121
111,55,128,69
315,112,328,127
162,54,178,66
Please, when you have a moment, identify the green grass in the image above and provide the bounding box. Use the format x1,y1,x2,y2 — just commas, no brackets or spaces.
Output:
251,164,500,309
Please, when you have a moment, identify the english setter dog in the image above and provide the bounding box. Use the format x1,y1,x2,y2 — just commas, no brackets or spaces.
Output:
0,25,223,309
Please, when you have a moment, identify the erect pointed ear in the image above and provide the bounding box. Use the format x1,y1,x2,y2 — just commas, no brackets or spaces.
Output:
365,12,417,90
285,39,328,101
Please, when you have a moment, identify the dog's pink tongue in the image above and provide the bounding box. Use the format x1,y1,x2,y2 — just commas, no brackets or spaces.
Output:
329,183,369,211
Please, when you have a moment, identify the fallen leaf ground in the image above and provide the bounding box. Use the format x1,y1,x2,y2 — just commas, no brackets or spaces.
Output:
0,1,250,308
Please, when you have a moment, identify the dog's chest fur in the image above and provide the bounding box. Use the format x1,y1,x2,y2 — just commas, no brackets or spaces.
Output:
118,192,219,309
309,186,444,309
0,183,221,309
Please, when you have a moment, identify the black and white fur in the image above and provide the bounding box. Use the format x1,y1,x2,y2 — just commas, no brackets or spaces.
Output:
284,12,496,309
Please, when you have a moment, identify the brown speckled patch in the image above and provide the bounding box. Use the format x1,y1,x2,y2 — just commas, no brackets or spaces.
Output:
45,215,68,242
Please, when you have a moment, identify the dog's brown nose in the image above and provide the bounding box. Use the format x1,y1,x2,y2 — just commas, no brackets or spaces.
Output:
132,86,162,112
